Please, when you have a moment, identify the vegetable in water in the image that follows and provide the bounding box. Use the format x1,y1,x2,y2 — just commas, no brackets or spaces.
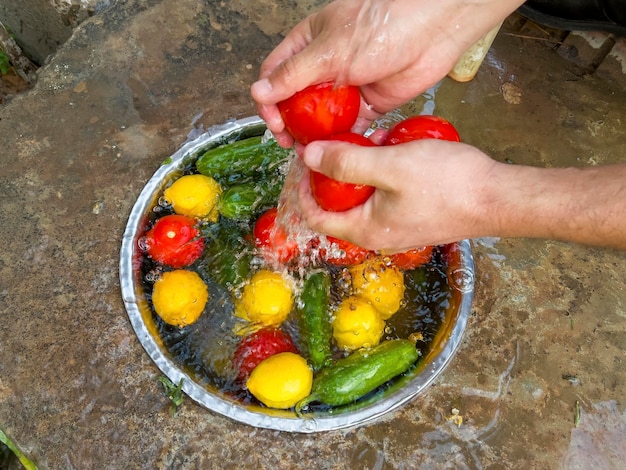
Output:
233,328,299,381
196,136,291,179
324,236,372,266
309,133,377,212
218,180,283,220
388,246,434,270
246,352,313,409
144,214,205,268
296,339,420,413
296,270,333,371
253,207,300,264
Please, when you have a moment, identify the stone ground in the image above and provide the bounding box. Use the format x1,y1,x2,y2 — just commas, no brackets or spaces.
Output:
1,1,625,469
0,70,29,104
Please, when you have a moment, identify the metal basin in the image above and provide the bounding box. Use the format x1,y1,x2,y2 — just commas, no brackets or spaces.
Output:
119,115,474,433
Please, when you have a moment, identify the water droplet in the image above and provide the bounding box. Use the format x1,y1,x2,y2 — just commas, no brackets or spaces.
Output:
137,236,149,251
145,267,163,283
301,418,318,431
157,195,170,208
449,267,474,293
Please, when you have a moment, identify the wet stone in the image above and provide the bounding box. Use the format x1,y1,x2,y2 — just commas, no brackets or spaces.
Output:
0,0,625,468
557,31,617,74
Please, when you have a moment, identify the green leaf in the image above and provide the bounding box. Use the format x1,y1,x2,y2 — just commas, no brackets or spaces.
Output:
158,376,185,415
0,428,38,470
0,51,10,75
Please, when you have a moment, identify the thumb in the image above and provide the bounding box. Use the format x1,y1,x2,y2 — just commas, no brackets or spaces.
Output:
302,140,397,190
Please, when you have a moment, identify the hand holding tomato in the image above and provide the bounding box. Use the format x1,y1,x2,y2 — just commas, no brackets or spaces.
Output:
251,0,513,146
309,133,377,212
277,82,360,145
298,135,497,251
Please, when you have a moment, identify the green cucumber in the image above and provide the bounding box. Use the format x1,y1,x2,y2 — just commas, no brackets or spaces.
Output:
297,270,333,371
196,136,291,179
197,220,253,288
217,179,283,220
296,339,419,413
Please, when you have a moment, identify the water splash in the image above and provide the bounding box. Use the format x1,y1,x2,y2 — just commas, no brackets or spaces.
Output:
184,112,205,144
273,153,341,272
275,153,308,237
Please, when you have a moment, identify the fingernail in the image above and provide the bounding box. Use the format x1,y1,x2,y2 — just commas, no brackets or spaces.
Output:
251,78,272,99
303,143,323,169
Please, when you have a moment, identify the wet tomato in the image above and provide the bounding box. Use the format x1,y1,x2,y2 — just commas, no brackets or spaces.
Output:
144,214,205,268
310,133,377,212
388,246,434,270
233,328,299,381
253,208,299,264
325,236,372,266
277,82,361,145
385,115,461,145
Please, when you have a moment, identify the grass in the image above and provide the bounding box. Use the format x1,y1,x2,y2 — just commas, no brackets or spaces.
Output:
0,428,37,469
158,376,185,415
0,50,10,75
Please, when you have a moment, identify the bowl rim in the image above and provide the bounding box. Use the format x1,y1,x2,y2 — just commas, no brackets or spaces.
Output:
119,115,474,433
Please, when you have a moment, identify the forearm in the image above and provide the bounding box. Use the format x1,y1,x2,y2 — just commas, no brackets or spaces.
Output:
480,162,626,249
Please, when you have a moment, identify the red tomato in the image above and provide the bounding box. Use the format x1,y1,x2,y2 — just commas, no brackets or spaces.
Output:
310,133,377,212
144,214,204,268
325,236,372,266
233,328,298,381
388,246,434,270
385,115,461,145
441,242,462,270
441,242,465,305
253,208,299,264
277,82,361,145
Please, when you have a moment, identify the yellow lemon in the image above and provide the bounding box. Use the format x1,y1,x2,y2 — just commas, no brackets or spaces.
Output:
163,174,222,221
349,258,405,319
152,269,209,327
332,295,385,351
246,352,313,409
235,270,294,327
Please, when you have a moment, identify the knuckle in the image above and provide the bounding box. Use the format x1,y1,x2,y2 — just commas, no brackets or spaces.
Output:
276,58,302,88
327,145,360,184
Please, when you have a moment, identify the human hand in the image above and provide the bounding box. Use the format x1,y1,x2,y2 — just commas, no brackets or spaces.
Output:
297,138,498,251
251,0,524,147
298,137,626,251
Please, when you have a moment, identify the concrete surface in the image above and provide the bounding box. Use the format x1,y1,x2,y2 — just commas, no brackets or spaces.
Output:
0,0,111,65
1,0,625,468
